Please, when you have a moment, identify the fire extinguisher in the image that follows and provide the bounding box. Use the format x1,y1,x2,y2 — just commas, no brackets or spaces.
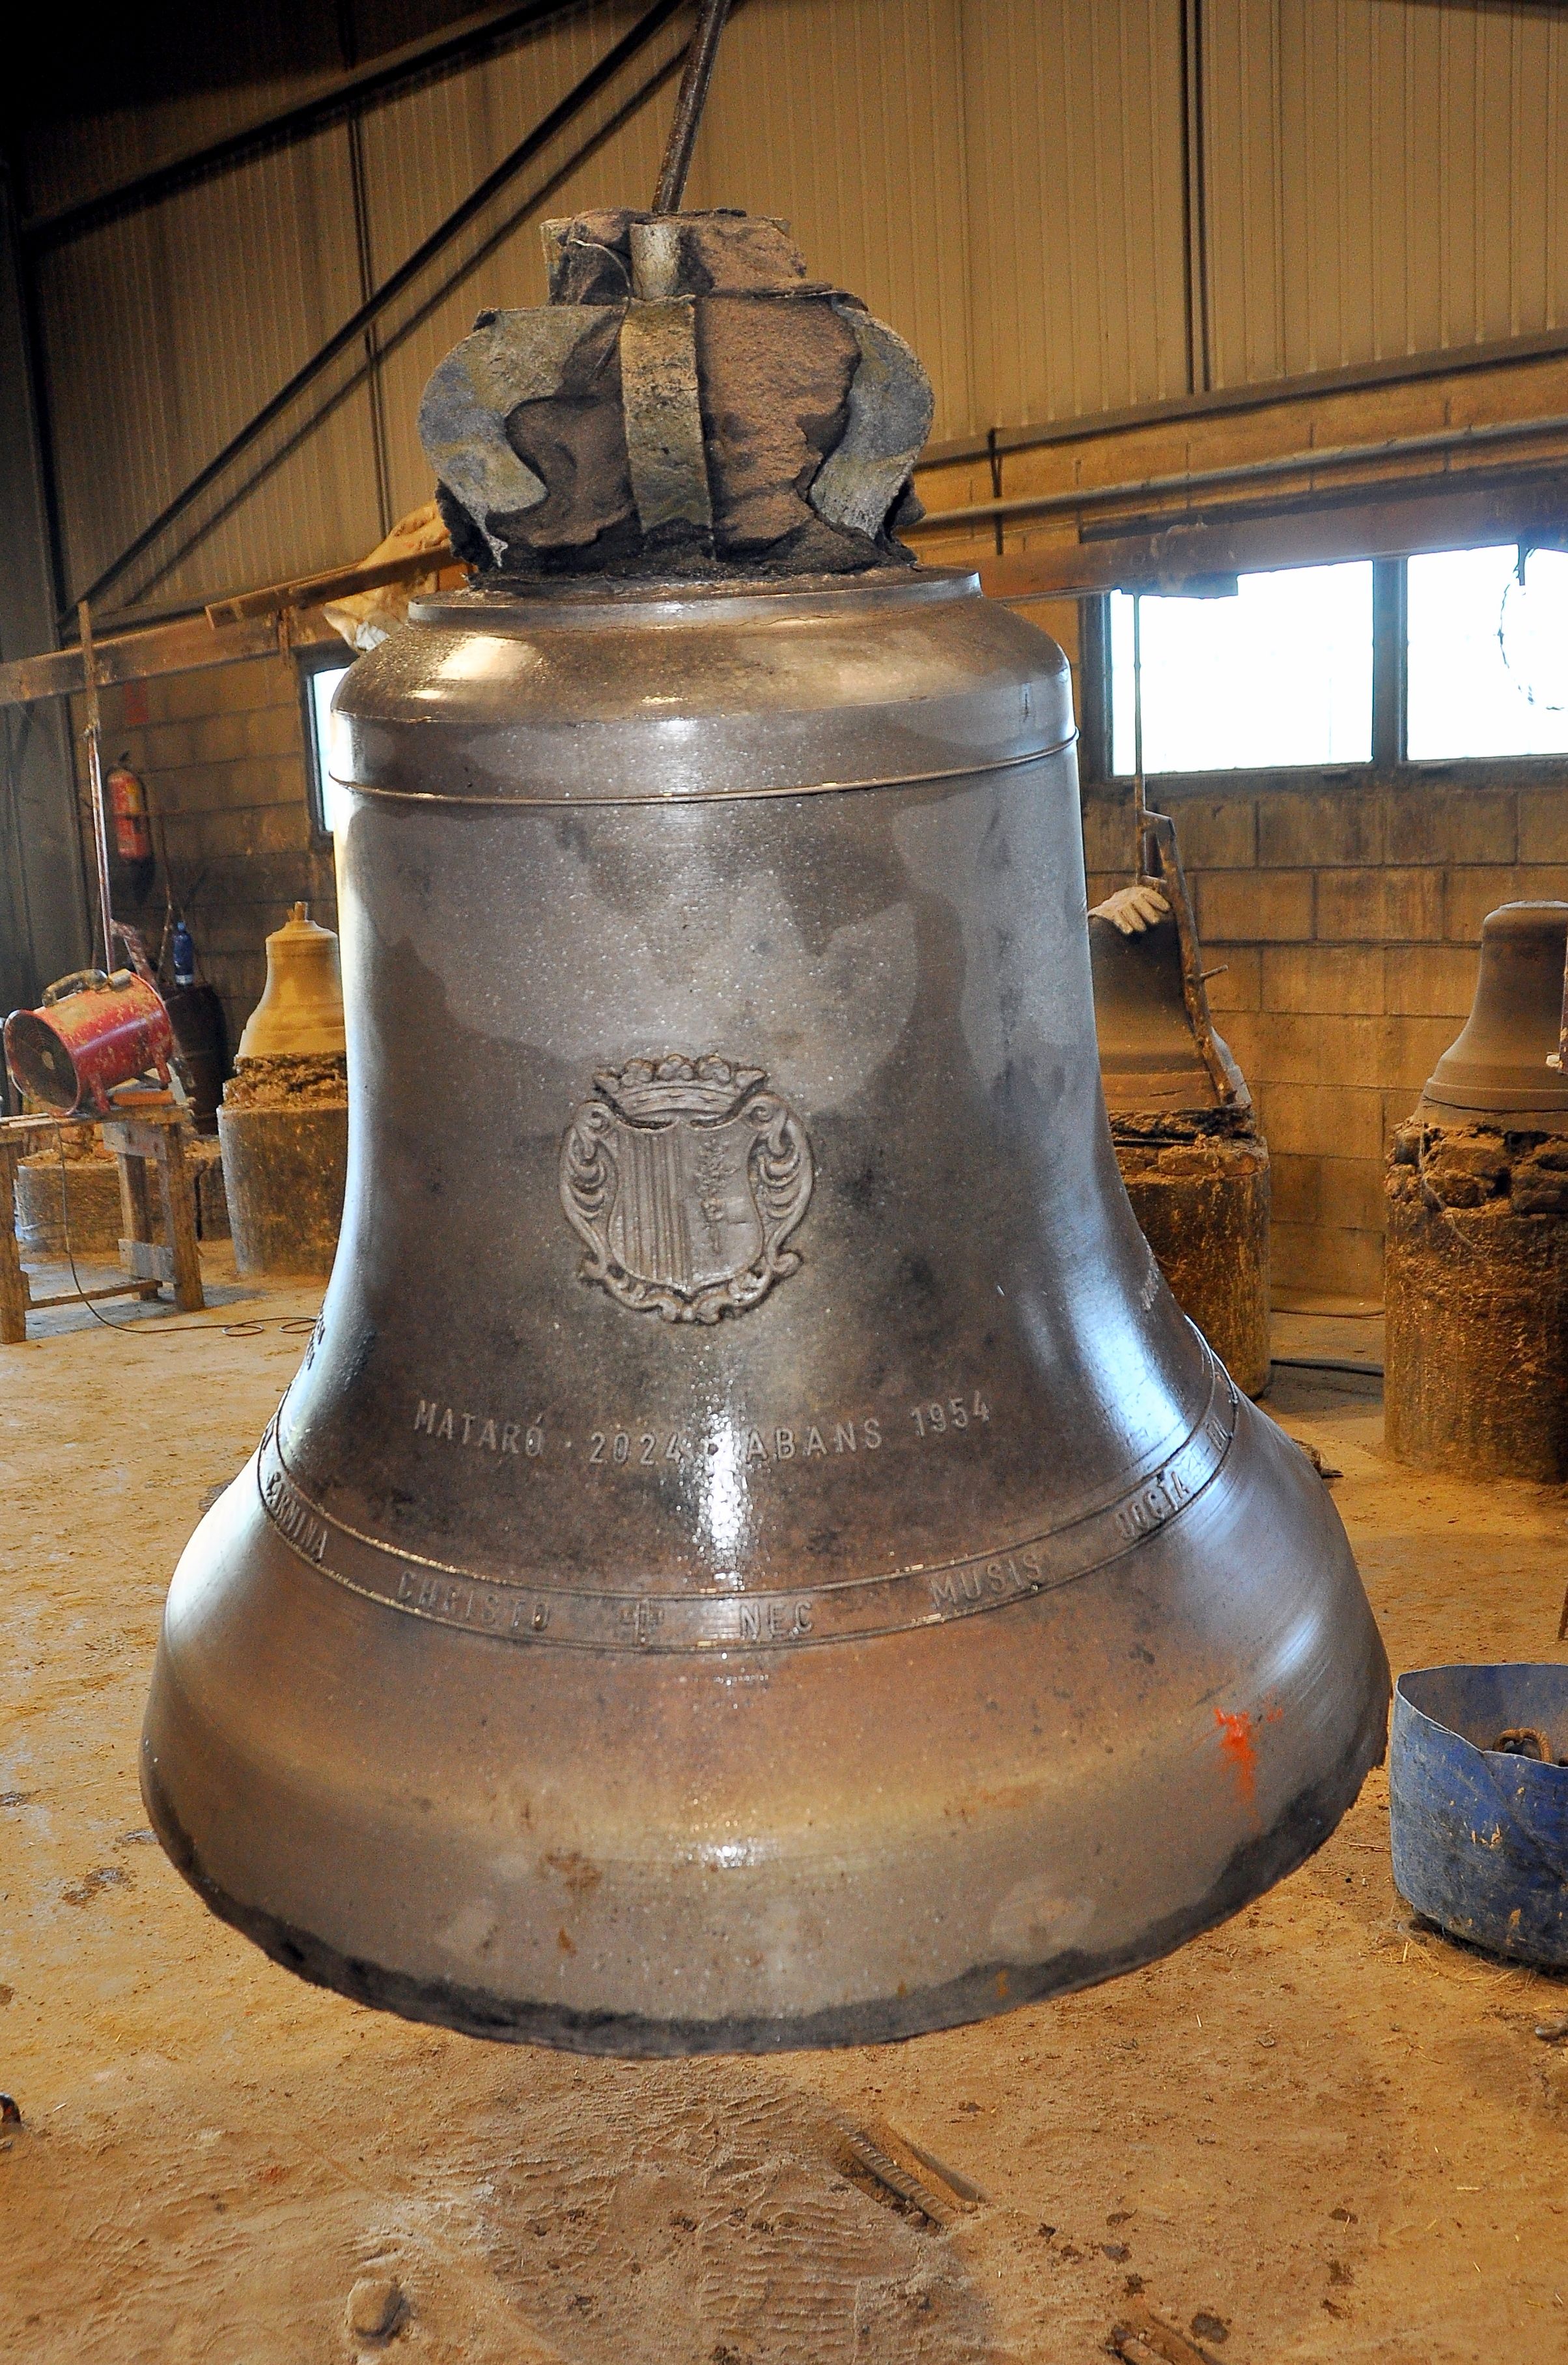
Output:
105,757,153,864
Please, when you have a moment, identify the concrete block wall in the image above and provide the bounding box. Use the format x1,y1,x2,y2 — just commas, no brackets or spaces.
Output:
1083,776,1568,1303
75,647,337,1059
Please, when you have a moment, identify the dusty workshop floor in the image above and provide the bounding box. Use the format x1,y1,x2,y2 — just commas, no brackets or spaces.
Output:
3,1264,1566,2364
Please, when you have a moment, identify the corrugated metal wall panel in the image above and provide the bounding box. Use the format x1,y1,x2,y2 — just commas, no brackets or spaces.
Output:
33,2,686,613
958,0,1188,428
36,128,380,609
19,0,1568,616
20,51,341,227
1203,0,1568,388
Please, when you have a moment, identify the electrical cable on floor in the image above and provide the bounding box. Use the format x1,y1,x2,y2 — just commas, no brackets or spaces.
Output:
1273,1304,1384,1318
48,1121,319,1340
1270,1355,1384,1378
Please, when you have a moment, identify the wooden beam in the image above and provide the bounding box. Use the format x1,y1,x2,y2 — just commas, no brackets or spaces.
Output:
0,543,464,709
972,468,1568,603
0,614,286,709
205,543,456,627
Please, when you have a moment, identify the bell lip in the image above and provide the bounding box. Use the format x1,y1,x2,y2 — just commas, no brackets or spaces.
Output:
141,1702,1386,2058
406,563,981,636
1416,1086,1568,1133
1099,1072,1230,1114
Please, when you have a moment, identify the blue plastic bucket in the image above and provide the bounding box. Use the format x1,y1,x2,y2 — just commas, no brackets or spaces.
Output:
1390,1664,1568,1966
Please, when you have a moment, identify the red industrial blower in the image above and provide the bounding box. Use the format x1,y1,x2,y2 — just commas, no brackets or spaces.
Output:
4,967,175,1116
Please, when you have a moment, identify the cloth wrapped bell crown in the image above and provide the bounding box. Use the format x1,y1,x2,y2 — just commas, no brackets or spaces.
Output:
418,207,934,580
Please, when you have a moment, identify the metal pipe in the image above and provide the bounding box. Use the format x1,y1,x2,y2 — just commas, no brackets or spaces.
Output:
652,0,731,211
918,326,1568,474
23,0,586,253
907,411,1568,539
73,0,686,615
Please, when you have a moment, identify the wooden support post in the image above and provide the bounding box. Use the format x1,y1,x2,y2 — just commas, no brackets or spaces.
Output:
115,1130,156,1259
155,1122,203,1312
102,1108,204,1314
0,1128,33,1344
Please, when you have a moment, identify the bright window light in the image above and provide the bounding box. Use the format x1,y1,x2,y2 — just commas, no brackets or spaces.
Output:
307,663,352,834
1110,561,1374,774
1406,544,1568,761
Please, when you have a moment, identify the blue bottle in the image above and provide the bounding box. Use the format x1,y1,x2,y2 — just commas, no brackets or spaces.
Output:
171,918,196,987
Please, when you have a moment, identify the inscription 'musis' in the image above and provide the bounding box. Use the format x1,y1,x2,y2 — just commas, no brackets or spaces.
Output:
414,1401,543,1456
929,1548,1043,1611
560,1053,813,1325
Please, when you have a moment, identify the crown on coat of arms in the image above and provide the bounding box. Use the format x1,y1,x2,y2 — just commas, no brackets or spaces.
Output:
594,1053,766,1124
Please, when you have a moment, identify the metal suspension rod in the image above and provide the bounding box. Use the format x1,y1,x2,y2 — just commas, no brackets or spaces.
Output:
76,601,113,974
652,0,730,211
74,0,685,616
1131,591,1151,871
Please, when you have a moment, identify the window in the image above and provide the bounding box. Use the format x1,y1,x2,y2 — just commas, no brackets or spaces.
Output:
1406,544,1568,761
1109,561,1374,775
298,647,352,839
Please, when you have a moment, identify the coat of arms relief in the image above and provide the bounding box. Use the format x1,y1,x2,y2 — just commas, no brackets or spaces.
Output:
559,1054,815,1323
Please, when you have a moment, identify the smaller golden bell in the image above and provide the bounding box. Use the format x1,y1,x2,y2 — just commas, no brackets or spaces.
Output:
236,903,346,1060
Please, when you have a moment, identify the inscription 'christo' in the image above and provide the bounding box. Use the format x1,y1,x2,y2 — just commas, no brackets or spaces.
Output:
397,1566,552,1634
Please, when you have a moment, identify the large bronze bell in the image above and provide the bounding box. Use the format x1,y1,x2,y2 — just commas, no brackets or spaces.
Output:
1419,901,1568,1133
141,200,1386,2056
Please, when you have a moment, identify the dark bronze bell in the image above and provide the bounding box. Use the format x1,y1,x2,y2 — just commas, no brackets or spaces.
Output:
141,203,1386,2056
1089,821,1247,1120
1419,901,1568,1133
1088,814,1271,1398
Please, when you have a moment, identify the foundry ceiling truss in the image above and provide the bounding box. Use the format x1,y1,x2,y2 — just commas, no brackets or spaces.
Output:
63,0,704,618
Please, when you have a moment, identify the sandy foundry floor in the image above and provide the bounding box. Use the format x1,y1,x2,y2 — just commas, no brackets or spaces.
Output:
2,1259,1565,2364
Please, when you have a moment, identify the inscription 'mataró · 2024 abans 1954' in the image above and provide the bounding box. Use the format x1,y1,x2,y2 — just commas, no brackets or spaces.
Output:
559,1054,814,1324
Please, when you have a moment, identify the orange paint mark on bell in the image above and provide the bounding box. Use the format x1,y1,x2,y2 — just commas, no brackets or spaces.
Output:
1214,1707,1258,1809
